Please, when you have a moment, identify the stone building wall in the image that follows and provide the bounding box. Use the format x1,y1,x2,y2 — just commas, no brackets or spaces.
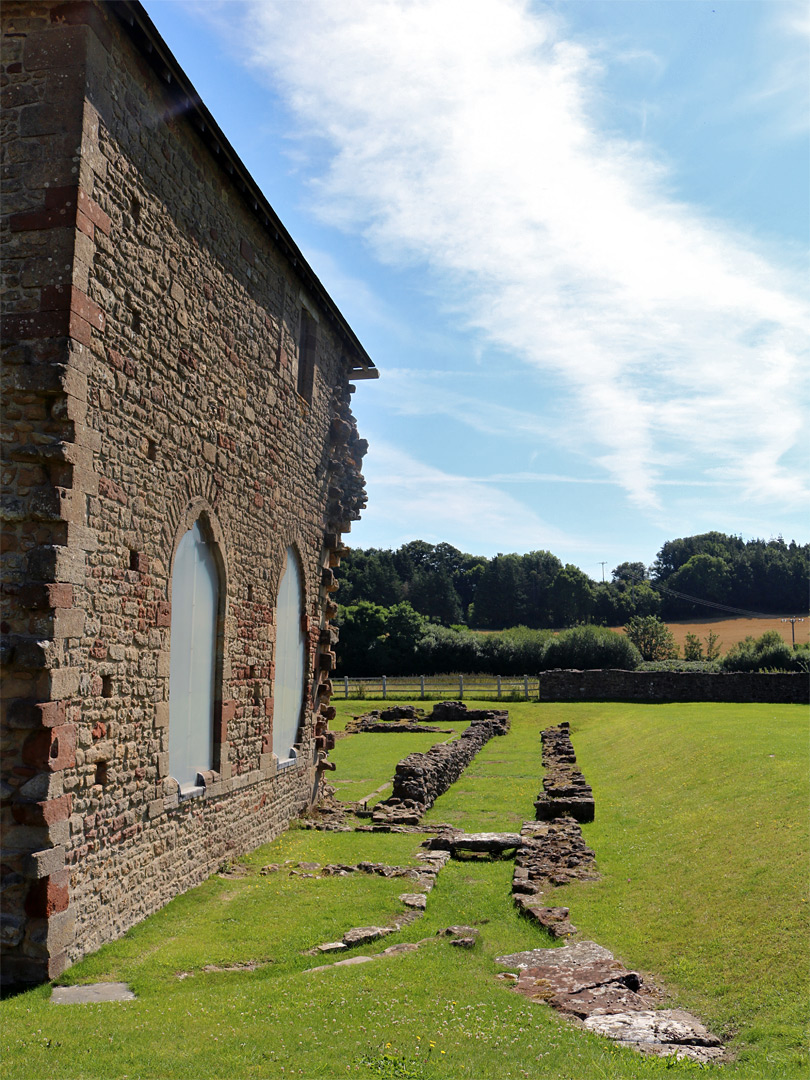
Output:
536,669,808,705
1,0,374,984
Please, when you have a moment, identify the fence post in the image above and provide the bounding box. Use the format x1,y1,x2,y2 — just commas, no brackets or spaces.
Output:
524,675,529,700
420,675,425,700
344,676,349,699
382,675,387,700
459,674,464,699
497,675,501,700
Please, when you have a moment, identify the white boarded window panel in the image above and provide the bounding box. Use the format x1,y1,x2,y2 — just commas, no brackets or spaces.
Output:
273,548,306,762
169,521,218,789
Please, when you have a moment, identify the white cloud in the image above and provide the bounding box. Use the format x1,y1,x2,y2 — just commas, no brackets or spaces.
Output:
241,0,809,512
352,440,583,554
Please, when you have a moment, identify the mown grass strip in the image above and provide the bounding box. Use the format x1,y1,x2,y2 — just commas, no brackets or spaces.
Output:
1,701,806,1079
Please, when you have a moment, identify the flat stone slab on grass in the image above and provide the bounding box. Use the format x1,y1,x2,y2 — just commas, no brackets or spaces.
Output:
496,941,614,970
399,893,427,910
496,942,723,1063
342,926,396,947
51,983,135,1004
426,832,523,854
583,1010,725,1063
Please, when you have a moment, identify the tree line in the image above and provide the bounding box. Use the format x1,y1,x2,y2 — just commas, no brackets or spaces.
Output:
335,532,808,631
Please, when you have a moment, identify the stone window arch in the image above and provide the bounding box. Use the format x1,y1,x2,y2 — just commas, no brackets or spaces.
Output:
168,517,222,790
273,546,307,763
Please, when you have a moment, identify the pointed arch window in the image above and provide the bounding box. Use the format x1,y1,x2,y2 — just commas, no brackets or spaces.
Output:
169,520,220,790
273,547,306,764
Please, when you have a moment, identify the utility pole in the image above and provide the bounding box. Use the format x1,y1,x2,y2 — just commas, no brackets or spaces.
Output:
781,616,805,649
599,562,607,583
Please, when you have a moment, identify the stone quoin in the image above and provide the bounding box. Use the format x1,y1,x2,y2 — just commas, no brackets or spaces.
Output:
1,0,377,986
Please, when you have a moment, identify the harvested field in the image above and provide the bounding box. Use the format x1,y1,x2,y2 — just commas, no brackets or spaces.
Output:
612,615,809,652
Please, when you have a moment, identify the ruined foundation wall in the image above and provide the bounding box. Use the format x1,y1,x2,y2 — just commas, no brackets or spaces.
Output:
378,706,510,820
1,1,368,983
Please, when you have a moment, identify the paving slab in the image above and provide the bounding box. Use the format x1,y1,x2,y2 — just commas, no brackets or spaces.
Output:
51,983,135,1004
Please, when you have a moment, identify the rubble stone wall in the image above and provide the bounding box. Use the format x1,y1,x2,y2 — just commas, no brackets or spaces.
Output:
1,1,369,984
536,670,807,705
382,706,510,816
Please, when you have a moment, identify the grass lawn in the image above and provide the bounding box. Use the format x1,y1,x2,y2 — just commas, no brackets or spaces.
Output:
1,701,806,1079
327,724,466,806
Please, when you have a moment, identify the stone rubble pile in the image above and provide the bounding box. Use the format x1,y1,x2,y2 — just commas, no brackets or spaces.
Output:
346,717,452,734
496,942,723,1063
372,703,509,827
511,819,599,938
534,721,595,823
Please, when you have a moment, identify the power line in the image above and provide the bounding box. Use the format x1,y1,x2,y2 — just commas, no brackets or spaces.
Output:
621,572,786,619
650,580,784,620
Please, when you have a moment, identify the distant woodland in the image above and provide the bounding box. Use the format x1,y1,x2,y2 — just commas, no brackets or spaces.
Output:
335,532,809,630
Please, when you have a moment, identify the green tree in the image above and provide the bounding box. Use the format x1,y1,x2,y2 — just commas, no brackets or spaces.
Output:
408,567,463,625
548,564,595,627
624,615,679,661
683,633,704,662
667,553,732,614
612,561,648,585
470,554,527,629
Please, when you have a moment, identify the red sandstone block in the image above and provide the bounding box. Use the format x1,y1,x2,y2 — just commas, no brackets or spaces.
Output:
25,871,70,918
75,208,94,240
1,310,68,340
44,186,78,211
97,476,127,505
156,601,170,627
240,238,255,265
107,349,137,377
18,582,74,609
21,723,76,770
77,188,111,235
40,285,104,331
8,206,74,232
12,793,71,827
68,311,92,348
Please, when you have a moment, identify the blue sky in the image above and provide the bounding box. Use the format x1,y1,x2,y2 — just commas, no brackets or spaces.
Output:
142,0,809,579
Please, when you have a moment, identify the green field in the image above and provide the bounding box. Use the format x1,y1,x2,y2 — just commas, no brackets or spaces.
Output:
1,701,807,1080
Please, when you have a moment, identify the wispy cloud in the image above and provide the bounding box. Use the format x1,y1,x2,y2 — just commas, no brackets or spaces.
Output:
241,0,809,513
353,440,584,554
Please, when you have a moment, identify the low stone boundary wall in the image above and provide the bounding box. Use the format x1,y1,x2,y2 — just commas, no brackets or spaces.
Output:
536,669,807,704
373,702,509,825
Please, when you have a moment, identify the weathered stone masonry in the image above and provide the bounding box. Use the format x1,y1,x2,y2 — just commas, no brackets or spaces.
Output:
1,0,376,985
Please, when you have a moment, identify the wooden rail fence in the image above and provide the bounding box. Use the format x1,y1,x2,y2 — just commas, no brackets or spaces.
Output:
339,674,535,700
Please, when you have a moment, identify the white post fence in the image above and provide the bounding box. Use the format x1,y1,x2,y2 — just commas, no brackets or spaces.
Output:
335,675,537,700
